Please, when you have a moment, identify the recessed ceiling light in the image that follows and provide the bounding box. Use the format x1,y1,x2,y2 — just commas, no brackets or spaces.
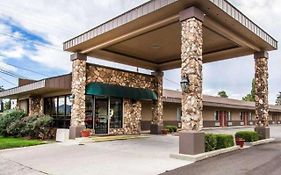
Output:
152,44,160,49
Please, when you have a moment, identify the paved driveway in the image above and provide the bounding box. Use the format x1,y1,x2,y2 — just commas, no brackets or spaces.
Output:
0,135,188,175
0,126,280,175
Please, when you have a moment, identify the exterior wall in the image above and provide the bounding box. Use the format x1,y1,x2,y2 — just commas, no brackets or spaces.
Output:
141,101,181,130
141,100,152,130
86,64,156,90
203,106,256,127
86,64,157,135
163,102,180,121
110,99,141,135
140,101,281,130
18,99,28,114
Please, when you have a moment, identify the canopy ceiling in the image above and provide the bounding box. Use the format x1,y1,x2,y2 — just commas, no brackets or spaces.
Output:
64,0,277,71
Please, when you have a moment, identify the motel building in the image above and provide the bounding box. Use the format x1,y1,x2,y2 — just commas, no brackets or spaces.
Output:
0,0,279,154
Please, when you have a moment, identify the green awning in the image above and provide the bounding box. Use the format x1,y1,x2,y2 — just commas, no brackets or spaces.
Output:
86,82,157,100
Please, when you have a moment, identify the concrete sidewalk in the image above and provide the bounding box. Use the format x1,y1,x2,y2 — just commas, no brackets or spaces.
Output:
0,135,188,175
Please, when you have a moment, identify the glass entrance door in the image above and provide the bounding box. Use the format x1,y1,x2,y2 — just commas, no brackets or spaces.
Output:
94,97,109,134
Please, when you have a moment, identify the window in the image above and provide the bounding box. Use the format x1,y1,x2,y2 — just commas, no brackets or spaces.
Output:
44,95,72,128
227,112,232,121
249,112,253,121
0,100,3,112
58,97,65,116
110,98,123,128
176,107,182,121
240,112,246,121
85,95,94,129
214,111,219,121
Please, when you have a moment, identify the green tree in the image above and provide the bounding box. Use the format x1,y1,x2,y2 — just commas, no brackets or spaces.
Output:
276,92,281,106
4,100,11,111
218,91,228,98
242,79,255,102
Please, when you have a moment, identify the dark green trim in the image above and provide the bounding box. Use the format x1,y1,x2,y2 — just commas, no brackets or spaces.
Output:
86,82,157,100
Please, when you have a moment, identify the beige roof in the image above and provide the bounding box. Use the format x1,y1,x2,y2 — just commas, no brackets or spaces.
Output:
63,0,277,71
163,89,281,113
0,74,71,99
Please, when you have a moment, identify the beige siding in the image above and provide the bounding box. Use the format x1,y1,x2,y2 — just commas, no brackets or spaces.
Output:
163,102,180,121
19,99,28,113
203,107,215,120
141,100,152,121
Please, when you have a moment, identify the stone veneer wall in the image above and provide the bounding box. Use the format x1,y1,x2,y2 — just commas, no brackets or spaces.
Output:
180,17,203,131
255,57,269,126
151,71,163,125
29,96,43,116
110,100,142,135
86,64,157,135
71,59,87,126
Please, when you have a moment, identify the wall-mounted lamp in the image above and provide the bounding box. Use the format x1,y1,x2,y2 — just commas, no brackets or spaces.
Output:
69,94,75,103
180,76,190,93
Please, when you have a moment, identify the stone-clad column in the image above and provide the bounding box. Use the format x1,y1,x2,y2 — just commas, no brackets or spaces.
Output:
69,53,87,139
179,7,205,155
180,7,204,131
150,71,164,134
254,51,270,139
29,96,43,116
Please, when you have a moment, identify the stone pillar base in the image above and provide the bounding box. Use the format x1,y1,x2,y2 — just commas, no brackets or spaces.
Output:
255,126,270,139
150,124,163,134
179,131,205,155
69,126,86,139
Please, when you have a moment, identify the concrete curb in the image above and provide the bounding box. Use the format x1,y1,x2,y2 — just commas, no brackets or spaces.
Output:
170,138,276,162
203,126,254,131
170,146,240,162
245,138,275,146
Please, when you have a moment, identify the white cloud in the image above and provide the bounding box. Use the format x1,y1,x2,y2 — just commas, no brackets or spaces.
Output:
0,57,17,72
29,45,71,72
0,0,280,104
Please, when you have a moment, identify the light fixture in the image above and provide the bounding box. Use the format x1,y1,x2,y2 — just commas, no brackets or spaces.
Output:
180,76,190,93
69,94,75,103
152,44,160,49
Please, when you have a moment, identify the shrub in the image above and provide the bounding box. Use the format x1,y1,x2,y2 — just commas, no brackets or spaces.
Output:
165,125,177,133
22,115,54,140
205,134,217,152
6,119,25,137
0,109,54,139
0,109,26,136
235,131,259,142
205,133,234,152
216,134,234,149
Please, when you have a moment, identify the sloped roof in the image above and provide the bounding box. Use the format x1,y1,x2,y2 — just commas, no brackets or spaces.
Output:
163,89,281,112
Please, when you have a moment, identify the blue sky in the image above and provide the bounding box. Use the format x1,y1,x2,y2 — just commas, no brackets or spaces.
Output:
0,0,280,104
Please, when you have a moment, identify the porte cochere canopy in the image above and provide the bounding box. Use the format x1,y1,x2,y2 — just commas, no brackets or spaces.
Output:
64,0,277,146
63,0,277,71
